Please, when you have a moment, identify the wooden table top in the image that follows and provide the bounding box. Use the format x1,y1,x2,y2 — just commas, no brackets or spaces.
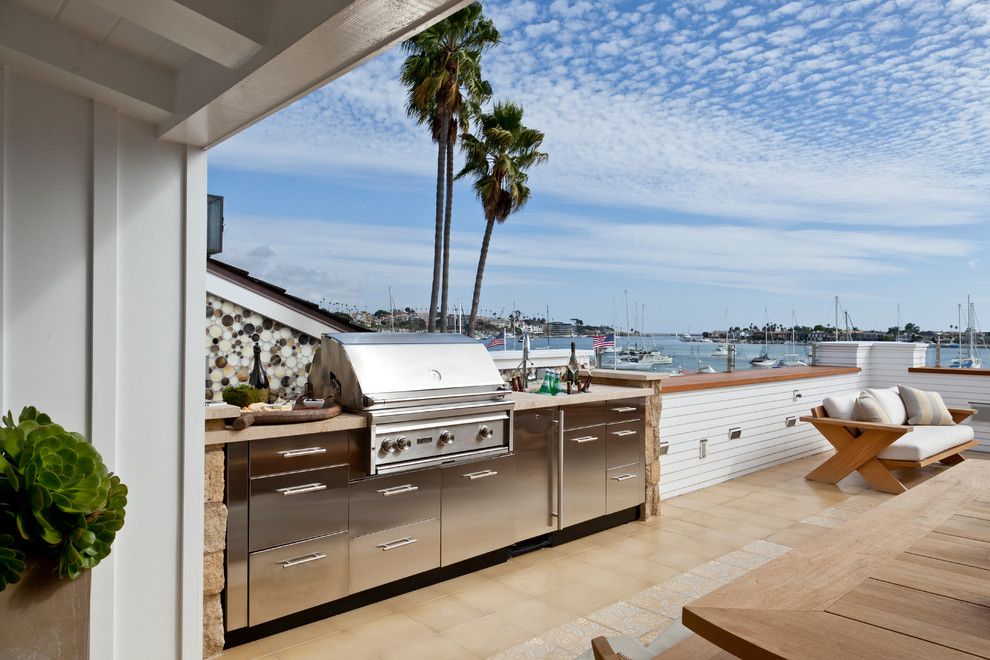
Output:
683,458,990,659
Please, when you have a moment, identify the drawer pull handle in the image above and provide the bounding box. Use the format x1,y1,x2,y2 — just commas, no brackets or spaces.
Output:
277,447,327,458
377,537,417,551
463,469,498,480
612,430,637,437
611,473,636,482
377,484,419,496
277,483,327,496
612,407,637,413
281,552,327,568
570,435,598,443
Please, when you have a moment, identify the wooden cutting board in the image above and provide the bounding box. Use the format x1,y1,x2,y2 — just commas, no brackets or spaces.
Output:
231,405,342,431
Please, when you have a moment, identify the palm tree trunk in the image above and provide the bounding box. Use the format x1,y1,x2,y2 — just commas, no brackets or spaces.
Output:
439,134,455,333
467,216,496,337
428,114,449,332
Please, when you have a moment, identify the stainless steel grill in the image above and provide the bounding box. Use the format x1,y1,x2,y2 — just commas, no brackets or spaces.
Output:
310,333,514,474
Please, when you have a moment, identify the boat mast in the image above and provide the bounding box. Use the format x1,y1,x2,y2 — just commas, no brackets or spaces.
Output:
968,295,976,361
834,296,840,341
388,286,395,332
958,302,964,362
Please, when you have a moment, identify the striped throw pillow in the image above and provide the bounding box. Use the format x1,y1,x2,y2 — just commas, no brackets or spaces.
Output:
853,391,893,424
897,385,955,426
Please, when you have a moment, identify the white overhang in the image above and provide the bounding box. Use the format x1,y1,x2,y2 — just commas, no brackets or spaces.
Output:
0,0,470,147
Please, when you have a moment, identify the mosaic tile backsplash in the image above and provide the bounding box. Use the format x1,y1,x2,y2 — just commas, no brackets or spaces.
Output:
205,294,319,402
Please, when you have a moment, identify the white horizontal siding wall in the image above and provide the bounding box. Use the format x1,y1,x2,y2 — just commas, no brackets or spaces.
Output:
659,370,866,498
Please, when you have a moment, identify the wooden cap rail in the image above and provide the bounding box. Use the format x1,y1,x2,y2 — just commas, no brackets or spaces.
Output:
662,366,861,394
908,367,990,377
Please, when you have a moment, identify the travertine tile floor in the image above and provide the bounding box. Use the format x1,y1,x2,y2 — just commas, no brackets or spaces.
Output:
215,451,980,659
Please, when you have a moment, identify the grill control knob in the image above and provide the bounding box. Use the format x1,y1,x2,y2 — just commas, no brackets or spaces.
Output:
380,437,396,454
438,431,455,447
394,436,411,452
479,426,495,440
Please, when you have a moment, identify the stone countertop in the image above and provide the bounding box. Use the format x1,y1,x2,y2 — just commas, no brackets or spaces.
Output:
509,384,652,411
204,385,651,445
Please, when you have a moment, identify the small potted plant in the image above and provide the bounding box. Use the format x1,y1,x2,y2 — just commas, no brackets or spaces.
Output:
0,406,127,656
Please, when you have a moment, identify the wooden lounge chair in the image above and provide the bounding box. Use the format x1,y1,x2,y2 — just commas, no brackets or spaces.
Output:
590,632,729,660
801,397,977,494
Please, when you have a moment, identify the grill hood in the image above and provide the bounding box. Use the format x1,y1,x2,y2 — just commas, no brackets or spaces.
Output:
311,333,508,411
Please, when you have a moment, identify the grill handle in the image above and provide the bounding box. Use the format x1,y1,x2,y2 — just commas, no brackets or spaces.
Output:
363,388,509,407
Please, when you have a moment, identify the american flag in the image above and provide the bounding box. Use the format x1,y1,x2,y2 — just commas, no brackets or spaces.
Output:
593,334,615,348
486,331,506,349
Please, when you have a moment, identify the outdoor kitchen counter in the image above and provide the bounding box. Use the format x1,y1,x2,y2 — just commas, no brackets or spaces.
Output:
509,383,652,411
204,406,367,446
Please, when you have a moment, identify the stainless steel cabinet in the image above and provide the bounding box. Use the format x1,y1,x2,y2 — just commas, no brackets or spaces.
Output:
249,465,348,551
441,454,515,566
349,518,440,594
248,532,348,626
348,468,440,538
560,419,606,528
513,410,558,541
606,464,644,514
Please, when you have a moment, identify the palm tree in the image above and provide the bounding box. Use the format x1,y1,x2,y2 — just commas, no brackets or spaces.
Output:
400,3,498,332
457,101,548,336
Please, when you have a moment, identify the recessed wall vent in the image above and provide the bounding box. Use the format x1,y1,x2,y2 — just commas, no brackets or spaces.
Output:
785,416,798,428
699,438,708,459
728,427,742,440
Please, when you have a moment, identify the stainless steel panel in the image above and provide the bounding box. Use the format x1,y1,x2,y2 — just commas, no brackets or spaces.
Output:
348,518,440,594
606,464,645,514
606,399,646,425
349,468,440,538
562,402,605,431
250,432,348,477
513,410,558,541
371,409,510,473
561,427,605,527
606,420,643,469
249,532,348,626
441,454,515,566
225,443,248,631
250,466,348,551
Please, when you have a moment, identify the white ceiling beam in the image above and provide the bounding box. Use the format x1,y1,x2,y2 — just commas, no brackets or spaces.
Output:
0,0,174,120
160,0,470,147
87,0,263,69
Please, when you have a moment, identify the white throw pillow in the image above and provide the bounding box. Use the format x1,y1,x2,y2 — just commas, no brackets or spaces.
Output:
823,391,860,420
864,387,908,425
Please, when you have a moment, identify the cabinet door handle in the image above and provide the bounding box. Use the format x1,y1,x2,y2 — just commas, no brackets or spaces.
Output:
569,435,598,443
377,537,417,551
280,552,327,568
611,473,636,482
276,483,327,496
463,469,498,480
377,484,419,496
612,407,637,413
277,447,327,458
611,430,637,437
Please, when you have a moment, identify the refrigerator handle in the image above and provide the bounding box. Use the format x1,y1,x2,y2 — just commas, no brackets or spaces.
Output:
555,410,564,530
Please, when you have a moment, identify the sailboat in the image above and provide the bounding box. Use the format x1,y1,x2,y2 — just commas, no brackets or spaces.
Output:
950,297,983,369
777,312,808,367
712,310,730,356
750,309,776,368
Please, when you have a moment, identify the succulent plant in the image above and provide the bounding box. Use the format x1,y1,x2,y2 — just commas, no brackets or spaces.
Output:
0,407,126,590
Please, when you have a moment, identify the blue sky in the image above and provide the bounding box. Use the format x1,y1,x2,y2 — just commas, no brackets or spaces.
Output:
208,0,989,332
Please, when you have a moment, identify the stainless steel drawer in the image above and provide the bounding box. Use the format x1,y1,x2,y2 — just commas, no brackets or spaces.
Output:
349,468,440,538
606,399,646,425
441,454,515,566
250,465,347,551
561,428,605,528
606,464,644,514
249,532,347,626
250,432,348,477
606,420,643,469
348,517,440,594
561,403,605,431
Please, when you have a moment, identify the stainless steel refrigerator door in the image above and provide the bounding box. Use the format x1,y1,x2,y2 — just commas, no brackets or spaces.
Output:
512,409,559,541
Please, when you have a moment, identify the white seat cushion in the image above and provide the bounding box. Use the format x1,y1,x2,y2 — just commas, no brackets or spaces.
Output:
823,391,861,420
878,425,975,461
865,387,908,425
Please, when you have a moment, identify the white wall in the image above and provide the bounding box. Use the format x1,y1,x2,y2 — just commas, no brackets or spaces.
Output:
0,68,205,659
659,369,866,498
